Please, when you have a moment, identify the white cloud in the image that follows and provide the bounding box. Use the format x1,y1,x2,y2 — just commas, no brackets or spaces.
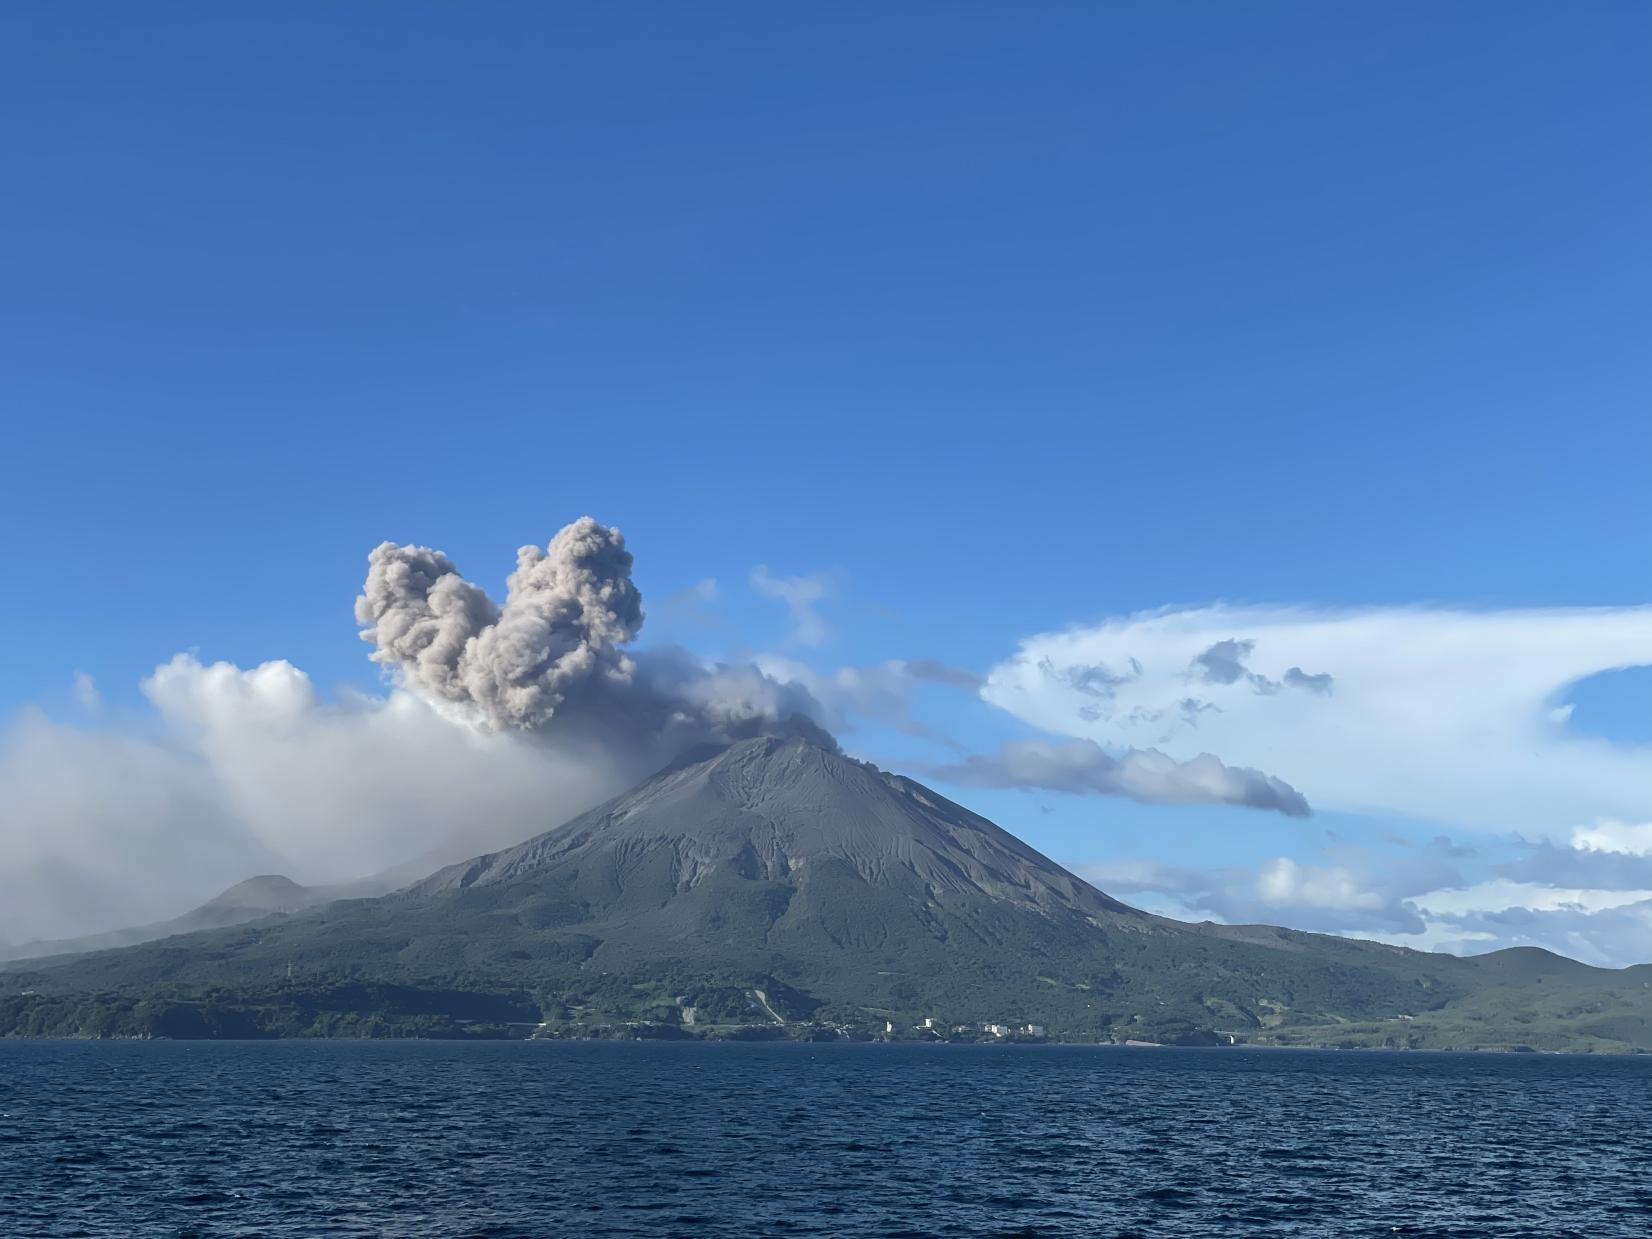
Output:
0,655,629,946
751,566,830,646
1074,845,1458,936
1410,879,1652,918
1371,887,1652,968
71,671,101,711
1076,845,1652,967
1571,820,1652,856
984,605,1652,833
1254,857,1383,911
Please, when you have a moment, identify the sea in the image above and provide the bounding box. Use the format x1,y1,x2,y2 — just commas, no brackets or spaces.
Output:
2,1039,1649,1238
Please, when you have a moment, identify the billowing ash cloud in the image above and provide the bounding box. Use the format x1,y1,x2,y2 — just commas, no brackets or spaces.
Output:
357,517,826,756
357,518,644,731
920,738,1311,817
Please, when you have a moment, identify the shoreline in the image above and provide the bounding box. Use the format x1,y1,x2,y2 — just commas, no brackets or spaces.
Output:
2,1032,1642,1056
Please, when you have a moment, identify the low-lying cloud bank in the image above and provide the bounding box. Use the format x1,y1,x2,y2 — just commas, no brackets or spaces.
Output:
985,604,1652,833
1080,820,1652,968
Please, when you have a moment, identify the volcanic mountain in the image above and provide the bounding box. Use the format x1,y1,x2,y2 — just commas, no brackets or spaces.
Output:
7,733,1652,1050
414,733,1136,915
0,874,338,964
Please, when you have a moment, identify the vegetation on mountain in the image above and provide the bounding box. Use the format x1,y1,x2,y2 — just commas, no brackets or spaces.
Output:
5,735,1650,1051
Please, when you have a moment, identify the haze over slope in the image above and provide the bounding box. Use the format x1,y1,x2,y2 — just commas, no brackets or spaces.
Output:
0,876,334,963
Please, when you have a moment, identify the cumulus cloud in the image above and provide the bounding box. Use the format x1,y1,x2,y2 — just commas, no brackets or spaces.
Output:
0,656,631,946
751,566,830,646
1383,877,1652,967
1492,822,1652,892
920,738,1310,817
1254,857,1382,912
1079,827,1652,966
1075,845,1460,936
1572,820,1652,856
1494,844,1652,890
1412,879,1652,919
985,605,1652,832
1406,900,1652,969
71,671,101,711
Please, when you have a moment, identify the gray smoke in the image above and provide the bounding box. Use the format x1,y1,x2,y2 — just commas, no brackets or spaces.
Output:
357,517,827,758
357,518,642,730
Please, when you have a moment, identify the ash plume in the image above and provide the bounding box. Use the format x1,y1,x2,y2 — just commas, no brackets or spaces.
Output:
357,517,827,757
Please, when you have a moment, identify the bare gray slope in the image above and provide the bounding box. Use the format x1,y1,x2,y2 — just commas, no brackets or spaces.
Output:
414,734,1137,920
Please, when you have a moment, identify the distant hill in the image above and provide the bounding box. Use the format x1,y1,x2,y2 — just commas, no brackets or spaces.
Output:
5,734,1652,1050
0,874,338,963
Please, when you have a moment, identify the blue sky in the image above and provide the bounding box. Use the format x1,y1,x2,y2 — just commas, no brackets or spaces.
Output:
2,4,1649,961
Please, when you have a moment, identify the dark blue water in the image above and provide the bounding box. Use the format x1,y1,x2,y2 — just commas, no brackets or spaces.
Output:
2,1041,1650,1238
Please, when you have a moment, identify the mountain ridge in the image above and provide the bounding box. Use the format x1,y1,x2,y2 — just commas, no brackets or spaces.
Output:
5,733,1652,1051
0,874,342,964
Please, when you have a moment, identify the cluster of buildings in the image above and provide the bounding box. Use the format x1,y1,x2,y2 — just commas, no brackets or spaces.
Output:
882,1018,1047,1039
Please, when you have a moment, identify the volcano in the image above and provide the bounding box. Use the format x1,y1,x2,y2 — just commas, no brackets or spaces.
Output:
6,732,1650,1050
415,733,1137,916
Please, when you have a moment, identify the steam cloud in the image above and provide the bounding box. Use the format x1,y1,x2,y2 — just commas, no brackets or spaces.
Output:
0,661,630,947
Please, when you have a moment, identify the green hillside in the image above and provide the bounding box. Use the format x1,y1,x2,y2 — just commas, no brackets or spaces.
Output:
4,736,1649,1051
